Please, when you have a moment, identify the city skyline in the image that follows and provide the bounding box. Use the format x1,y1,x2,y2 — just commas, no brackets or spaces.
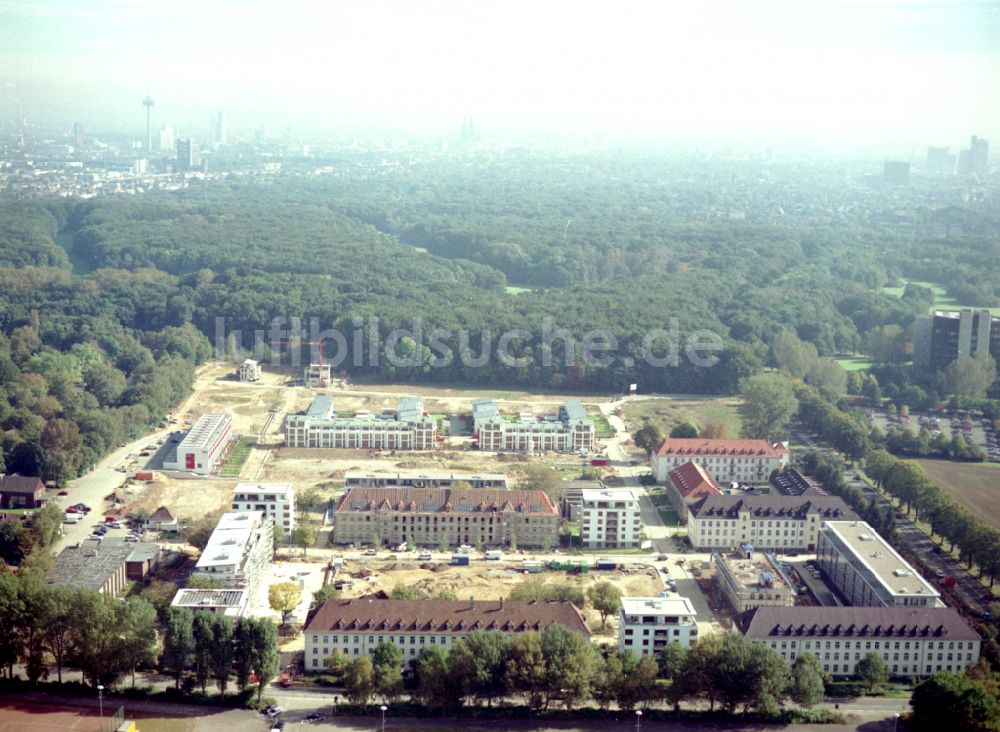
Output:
1,0,999,153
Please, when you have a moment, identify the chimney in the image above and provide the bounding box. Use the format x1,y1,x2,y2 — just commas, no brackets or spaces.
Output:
469,597,475,611
499,597,505,611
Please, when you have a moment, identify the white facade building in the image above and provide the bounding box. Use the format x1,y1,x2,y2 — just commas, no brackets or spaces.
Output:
651,438,789,484
170,588,248,618
238,359,261,382
739,606,980,678
285,396,437,450
232,482,295,538
686,494,856,552
619,596,699,655
304,363,331,387
817,521,941,607
473,398,595,453
162,413,234,475
580,488,641,549
304,598,590,671
192,511,273,597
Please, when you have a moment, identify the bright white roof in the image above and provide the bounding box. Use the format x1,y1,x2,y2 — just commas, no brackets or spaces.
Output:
234,482,293,497
621,596,697,617
580,488,637,503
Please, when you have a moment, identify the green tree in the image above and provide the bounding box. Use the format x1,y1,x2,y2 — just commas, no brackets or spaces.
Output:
209,615,235,693
669,422,698,438
372,640,404,703
40,586,74,683
539,624,599,710
252,619,280,702
585,581,622,629
633,423,664,454
789,653,825,708
656,642,686,681
938,353,998,400
506,631,547,710
191,611,216,692
309,584,341,611
162,606,194,689
739,373,798,441
415,645,460,712
390,584,423,600
343,655,375,705
462,630,512,707
714,632,789,714
291,525,315,556
855,652,889,693
910,672,1000,732
118,597,158,687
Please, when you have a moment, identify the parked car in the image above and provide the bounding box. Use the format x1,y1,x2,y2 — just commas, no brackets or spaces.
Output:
303,712,324,723
57,490,68,496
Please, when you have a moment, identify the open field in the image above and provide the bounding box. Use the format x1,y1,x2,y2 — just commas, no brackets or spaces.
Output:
116,473,234,524
621,397,742,439
884,279,1000,316
833,356,873,372
0,700,196,732
218,437,257,478
917,459,1000,530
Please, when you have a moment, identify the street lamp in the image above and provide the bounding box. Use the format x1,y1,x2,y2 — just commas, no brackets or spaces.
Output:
894,712,900,732
380,704,387,732
97,684,104,732
635,709,642,732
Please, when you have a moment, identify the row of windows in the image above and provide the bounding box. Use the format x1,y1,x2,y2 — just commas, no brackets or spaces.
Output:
771,640,975,651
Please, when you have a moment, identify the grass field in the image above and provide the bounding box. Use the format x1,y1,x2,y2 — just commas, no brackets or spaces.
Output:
591,414,615,438
218,437,257,478
833,356,874,372
622,397,743,439
917,458,1000,531
885,279,1000,316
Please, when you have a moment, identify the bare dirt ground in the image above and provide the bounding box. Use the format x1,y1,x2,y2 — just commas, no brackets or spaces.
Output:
116,473,235,523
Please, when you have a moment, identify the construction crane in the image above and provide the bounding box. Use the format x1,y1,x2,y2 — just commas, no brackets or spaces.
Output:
272,338,328,387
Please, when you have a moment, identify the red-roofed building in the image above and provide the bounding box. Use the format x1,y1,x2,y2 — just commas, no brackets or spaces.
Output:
304,598,590,670
666,460,722,520
651,438,789,484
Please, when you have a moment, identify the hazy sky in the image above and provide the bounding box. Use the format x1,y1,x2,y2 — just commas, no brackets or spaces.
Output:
1,0,999,151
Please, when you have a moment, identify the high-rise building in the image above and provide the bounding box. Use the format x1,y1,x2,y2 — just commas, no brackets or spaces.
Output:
158,126,175,152
213,111,227,144
72,122,85,147
883,160,910,185
925,146,954,175
176,138,201,171
912,309,1000,372
970,135,989,174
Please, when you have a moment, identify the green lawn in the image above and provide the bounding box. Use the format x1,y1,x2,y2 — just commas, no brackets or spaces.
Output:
591,414,616,438
833,356,874,372
885,279,1000,315
218,437,257,478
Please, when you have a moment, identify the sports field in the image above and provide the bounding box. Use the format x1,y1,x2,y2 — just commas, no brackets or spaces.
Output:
0,700,196,732
918,458,1000,531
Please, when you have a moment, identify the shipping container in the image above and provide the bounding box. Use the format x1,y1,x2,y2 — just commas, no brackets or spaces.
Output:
451,554,470,566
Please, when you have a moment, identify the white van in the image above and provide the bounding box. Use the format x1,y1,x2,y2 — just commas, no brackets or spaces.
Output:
64,513,81,524
485,550,503,561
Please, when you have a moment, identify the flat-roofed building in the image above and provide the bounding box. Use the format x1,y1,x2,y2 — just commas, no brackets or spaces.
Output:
232,482,295,538
713,547,796,613
666,460,722,520
913,309,1000,373
687,494,857,552
770,468,825,497
332,487,559,549
737,606,980,678
192,511,273,597
304,363,331,387
305,598,590,670
344,471,507,490
473,398,595,453
580,488,641,549
162,413,235,475
818,521,941,607
619,596,699,655
285,396,436,450
170,588,248,618
238,359,261,382
651,438,789,484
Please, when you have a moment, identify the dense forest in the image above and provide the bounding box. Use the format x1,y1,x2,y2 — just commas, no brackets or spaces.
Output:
1,152,998,484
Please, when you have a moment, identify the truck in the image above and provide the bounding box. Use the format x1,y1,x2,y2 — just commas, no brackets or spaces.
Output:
451,554,470,566
485,550,503,561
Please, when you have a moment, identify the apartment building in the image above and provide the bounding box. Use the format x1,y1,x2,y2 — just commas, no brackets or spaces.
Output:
666,460,722,520
192,511,273,597
238,359,261,382
285,396,437,450
580,488,641,549
305,598,590,670
651,438,789,484
817,521,941,608
232,482,296,538
713,548,796,613
304,363,332,387
473,398,595,453
344,471,507,490
912,309,1000,372
331,486,559,549
738,606,980,678
687,495,856,551
162,413,235,475
618,596,699,655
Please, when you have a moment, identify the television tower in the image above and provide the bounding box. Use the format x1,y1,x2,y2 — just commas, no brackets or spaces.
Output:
142,95,155,150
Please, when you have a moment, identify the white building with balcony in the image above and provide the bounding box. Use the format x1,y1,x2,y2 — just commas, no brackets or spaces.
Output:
192,511,273,597
580,488,641,549
232,483,295,538
618,596,699,655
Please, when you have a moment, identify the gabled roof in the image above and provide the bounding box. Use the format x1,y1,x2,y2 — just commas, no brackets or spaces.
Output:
668,460,722,501
0,474,45,494
336,487,559,516
688,494,857,520
148,505,175,522
736,606,979,641
306,598,591,637
654,438,784,459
